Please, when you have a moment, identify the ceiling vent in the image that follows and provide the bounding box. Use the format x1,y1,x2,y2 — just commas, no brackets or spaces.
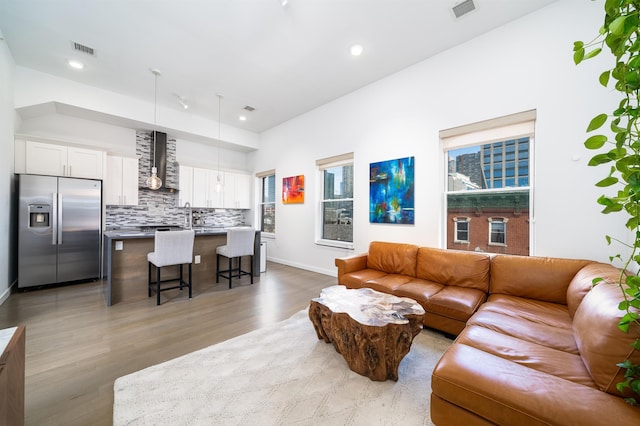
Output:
243,105,256,112
71,41,96,56
452,0,476,19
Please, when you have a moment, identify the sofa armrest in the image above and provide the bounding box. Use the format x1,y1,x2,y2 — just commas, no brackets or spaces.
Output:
335,254,368,283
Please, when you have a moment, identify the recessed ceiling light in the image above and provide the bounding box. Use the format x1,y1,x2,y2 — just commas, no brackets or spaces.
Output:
239,115,247,121
350,44,364,56
67,59,84,69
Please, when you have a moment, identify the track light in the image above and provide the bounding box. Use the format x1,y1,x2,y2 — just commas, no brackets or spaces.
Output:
176,95,189,110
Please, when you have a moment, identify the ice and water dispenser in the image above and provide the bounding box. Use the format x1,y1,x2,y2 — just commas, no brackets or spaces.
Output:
28,204,51,229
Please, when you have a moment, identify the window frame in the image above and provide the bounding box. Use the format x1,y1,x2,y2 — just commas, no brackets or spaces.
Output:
488,217,507,246
453,217,470,244
256,170,276,237
316,153,354,250
441,110,535,255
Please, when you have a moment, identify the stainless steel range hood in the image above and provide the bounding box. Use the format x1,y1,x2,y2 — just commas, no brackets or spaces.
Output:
152,131,167,188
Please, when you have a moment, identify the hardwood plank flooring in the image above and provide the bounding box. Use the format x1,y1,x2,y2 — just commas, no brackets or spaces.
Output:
0,262,337,426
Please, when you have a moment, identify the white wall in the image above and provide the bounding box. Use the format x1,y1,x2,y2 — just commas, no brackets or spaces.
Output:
0,33,16,303
250,0,623,276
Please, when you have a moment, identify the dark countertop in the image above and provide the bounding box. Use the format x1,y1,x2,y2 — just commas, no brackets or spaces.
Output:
104,227,229,239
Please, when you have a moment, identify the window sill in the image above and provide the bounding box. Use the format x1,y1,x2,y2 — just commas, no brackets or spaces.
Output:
315,239,354,250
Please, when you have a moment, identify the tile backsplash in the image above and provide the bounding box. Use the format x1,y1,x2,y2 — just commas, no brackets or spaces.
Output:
105,130,248,229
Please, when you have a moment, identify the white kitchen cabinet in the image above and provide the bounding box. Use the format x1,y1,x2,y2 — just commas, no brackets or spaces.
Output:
192,167,224,208
223,172,251,209
178,165,193,207
105,155,138,205
26,141,104,179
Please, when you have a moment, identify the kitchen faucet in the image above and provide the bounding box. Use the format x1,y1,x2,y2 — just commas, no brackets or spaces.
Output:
184,202,192,229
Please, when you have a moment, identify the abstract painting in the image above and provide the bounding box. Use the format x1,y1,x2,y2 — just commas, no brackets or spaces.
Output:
282,175,305,204
369,156,415,224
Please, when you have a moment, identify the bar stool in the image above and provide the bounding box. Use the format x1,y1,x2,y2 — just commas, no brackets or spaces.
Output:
216,227,255,289
147,229,195,305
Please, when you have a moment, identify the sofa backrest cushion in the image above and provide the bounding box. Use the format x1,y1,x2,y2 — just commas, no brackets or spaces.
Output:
490,255,592,304
367,241,419,277
416,247,491,292
567,262,620,318
573,281,640,396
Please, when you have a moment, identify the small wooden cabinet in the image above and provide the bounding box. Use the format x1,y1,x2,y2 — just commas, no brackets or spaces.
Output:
105,156,139,205
0,325,25,426
26,141,104,179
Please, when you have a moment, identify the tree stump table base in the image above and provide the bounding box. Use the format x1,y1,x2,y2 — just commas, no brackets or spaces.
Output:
308,285,425,381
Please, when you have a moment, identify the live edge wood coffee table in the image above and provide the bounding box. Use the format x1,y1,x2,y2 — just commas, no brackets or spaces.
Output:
308,285,425,381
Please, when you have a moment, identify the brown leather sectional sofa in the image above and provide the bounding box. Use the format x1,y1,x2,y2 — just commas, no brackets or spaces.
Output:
334,241,640,425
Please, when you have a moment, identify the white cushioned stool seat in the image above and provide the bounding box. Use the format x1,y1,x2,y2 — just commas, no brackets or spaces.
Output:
147,229,195,305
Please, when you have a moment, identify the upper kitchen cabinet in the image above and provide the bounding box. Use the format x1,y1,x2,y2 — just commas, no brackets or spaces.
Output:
192,167,223,208
25,141,104,179
105,155,138,205
178,165,194,207
223,172,251,209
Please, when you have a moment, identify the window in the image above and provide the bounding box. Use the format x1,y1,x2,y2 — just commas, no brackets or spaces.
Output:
257,171,275,234
489,218,506,245
453,217,470,243
441,110,534,256
317,153,354,248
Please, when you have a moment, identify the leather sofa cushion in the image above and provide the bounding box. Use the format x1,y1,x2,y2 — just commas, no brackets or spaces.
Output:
367,241,418,277
468,303,578,354
457,325,596,387
393,278,443,306
416,247,490,292
340,269,387,288
424,286,487,322
432,344,640,425
365,274,413,293
479,294,574,330
567,262,620,318
573,281,640,396
490,254,592,304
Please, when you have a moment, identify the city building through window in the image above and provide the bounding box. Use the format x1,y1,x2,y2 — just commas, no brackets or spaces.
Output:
316,153,354,248
441,111,535,255
257,170,276,234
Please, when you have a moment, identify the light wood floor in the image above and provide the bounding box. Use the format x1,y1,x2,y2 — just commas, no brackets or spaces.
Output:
0,262,336,426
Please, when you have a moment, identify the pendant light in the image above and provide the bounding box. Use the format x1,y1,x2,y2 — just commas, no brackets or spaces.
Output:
215,93,223,193
146,68,163,190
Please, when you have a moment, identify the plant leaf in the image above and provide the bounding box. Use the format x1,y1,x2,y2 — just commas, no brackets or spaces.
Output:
574,48,585,64
610,16,628,36
585,47,602,60
596,176,619,187
600,70,611,87
585,134,608,149
587,113,608,131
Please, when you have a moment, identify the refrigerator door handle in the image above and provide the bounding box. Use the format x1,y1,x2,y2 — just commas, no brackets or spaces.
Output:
57,193,63,245
52,192,58,245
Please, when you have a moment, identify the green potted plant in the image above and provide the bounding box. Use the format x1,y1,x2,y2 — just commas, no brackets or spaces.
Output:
574,0,640,404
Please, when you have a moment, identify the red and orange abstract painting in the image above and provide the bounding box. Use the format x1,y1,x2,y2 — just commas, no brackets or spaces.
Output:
282,175,304,204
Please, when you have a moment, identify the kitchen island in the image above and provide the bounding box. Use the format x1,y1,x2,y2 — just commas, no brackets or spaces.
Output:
102,227,261,306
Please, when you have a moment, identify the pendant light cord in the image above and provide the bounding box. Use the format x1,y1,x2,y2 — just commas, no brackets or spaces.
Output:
153,71,158,169
217,94,222,181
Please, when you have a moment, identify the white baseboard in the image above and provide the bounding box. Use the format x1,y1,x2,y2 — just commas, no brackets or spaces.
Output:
265,257,336,278
0,279,16,306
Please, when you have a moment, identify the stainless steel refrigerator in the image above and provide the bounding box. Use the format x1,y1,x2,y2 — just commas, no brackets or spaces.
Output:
18,174,102,288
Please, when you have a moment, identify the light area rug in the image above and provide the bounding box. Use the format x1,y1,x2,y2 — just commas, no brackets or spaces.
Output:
113,308,452,425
